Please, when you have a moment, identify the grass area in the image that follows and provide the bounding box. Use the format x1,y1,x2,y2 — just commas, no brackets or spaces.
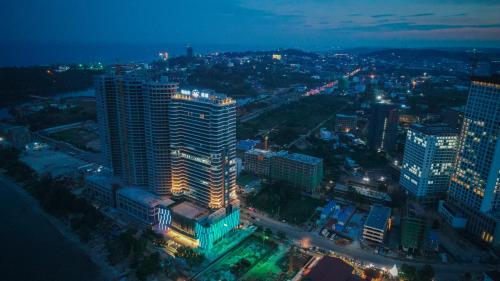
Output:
18,100,96,130
242,245,310,281
249,182,324,225
237,95,349,145
199,235,278,281
348,148,388,169
50,127,99,151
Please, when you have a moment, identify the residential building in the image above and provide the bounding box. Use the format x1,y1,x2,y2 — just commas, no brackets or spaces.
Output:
270,151,323,193
335,114,357,133
243,149,275,177
363,204,392,243
441,76,500,248
144,79,178,195
400,123,458,206
401,203,429,253
368,102,399,152
96,73,149,187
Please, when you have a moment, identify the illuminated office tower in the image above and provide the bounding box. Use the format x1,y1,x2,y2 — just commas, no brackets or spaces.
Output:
169,89,237,209
96,73,148,186
439,76,500,248
400,124,458,206
368,102,399,152
144,79,178,195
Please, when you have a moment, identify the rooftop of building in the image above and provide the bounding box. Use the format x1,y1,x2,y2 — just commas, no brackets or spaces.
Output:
236,139,260,151
471,75,500,85
336,113,357,118
365,204,391,231
245,148,275,157
174,89,235,105
305,256,364,281
85,174,123,189
117,187,175,207
170,201,210,220
278,151,322,165
410,123,458,136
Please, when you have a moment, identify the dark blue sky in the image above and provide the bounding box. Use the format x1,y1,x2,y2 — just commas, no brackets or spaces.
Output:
1,0,500,51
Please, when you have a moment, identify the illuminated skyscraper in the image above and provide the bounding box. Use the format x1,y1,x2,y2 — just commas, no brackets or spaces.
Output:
96,72,239,249
169,89,237,209
368,102,399,152
144,78,178,195
400,123,458,206
439,76,500,248
97,74,237,209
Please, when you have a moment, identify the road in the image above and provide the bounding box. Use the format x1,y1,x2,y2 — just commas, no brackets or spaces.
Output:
33,131,103,165
241,209,497,280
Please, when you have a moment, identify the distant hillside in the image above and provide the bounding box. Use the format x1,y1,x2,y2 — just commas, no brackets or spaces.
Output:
366,48,470,62
0,67,103,106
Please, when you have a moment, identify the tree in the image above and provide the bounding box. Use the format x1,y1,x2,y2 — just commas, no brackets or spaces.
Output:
136,253,161,281
400,263,417,281
176,246,204,266
417,264,434,281
277,231,287,240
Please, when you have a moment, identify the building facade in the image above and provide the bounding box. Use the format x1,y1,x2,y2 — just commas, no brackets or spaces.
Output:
169,89,237,209
362,204,392,244
441,76,500,248
96,73,149,187
334,114,357,133
368,102,399,152
243,149,275,177
400,123,458,206
270,151,323,193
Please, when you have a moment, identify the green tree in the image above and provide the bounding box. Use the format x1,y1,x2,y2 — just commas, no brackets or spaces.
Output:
136,253,161,281
277,231,287,240
417,264,435,281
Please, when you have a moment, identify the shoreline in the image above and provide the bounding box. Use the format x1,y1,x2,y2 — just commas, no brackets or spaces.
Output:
1,173,119,281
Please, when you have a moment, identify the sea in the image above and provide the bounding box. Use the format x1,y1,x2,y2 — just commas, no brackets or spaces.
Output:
0,176,107,281
0,42,270,67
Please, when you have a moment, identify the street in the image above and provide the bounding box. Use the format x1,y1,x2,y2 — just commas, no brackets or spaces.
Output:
241,209,498,280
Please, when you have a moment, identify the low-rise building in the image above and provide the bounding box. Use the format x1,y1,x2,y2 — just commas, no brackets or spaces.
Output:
243,149,275,177
270,151,323,193
335,114,357,133
116,187,175,227
169,201,240,250
85,174,123,207
363,204,392,244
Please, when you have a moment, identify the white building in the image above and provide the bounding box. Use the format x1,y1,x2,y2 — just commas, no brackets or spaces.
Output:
400,123,458,205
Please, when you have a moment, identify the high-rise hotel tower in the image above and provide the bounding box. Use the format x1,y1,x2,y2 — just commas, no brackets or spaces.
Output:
439,76,500,248
96,74,237,210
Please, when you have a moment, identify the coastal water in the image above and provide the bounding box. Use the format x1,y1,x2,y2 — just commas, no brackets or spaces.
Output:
0,176,106,281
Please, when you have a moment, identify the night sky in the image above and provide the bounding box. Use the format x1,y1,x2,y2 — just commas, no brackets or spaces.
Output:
1,0,500,65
